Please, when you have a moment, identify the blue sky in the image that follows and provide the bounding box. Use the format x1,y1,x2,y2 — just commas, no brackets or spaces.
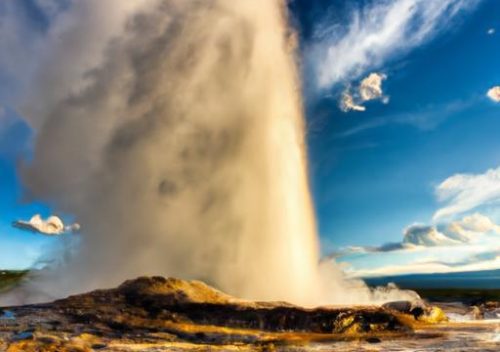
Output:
0,109,56,268
0,0,499,275
297,0,500,275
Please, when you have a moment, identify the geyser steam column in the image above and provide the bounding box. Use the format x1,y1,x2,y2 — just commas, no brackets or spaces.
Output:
21,0,323,304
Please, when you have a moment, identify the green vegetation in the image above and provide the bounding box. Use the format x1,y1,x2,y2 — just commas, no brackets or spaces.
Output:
0,270,28,293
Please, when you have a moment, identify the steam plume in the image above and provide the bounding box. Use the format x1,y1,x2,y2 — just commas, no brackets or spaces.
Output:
6,0,414,306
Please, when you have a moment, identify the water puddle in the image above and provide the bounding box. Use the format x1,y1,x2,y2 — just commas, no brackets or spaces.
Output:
447,312,473,322
0,310,15,320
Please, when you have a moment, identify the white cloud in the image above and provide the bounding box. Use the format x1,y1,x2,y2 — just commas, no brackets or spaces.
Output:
12,214,80,236
487,28,495,35
457,213,500,233
403,224,461,246
334,213,500,277
359,73,387,101
402,214,500,247
312,0,479,90
336,213,500,254
340,91,366,112
333,166,500,277
340,72,388,112
349,255,500,278
433,167,500,220
487,86,500,102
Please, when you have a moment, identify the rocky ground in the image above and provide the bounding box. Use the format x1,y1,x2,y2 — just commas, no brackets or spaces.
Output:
0,276,499,351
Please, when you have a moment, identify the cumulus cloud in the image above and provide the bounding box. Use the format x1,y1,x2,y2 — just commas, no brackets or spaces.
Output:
311,0,479,90
456,213,500,233
403,224,460,246
487,86,500,102
340,92,366,112
359,73,388,101
12,214,80,236
334,212,500,277
336,213,500,257
405,214,500,245
340,72,388,112
333,165,500,278
433,167,500,220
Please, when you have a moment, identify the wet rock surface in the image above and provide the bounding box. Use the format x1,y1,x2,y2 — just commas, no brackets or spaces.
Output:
48,277,409,335
0,277,499,351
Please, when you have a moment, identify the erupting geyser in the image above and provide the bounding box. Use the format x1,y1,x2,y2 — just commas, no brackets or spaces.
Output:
5,0,413,306
13,0,320,304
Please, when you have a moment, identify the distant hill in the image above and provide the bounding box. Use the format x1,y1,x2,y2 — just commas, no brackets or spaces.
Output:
0,270,28,293
363,269,500,289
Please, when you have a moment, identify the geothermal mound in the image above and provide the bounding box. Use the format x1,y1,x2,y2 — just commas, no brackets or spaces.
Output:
1,276,414,351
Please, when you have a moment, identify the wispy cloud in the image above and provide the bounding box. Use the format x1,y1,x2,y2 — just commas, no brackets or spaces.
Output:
311,0,480,90
434,167,500,220
349,255,500,277
335,99,473,138
12,214,80,236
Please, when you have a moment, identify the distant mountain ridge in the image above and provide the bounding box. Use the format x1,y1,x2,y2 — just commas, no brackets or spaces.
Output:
364,268,500,289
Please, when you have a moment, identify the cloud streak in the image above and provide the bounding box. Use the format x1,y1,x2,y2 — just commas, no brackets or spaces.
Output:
348,255,500,278
310,0,479,90
335,99,474,138
434,167,500,220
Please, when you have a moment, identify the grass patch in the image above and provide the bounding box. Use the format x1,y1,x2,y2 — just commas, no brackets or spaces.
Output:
0,270,28,293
